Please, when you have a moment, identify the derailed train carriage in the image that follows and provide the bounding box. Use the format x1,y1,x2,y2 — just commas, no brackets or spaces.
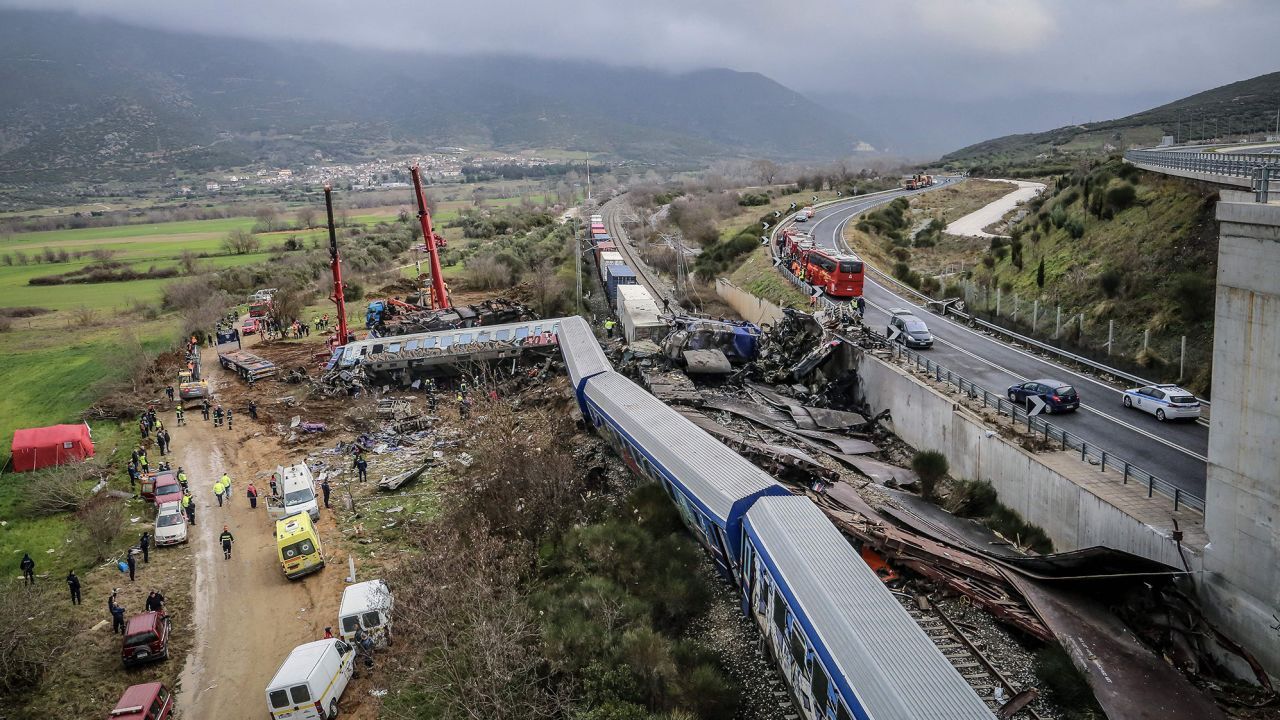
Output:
556,318,994,720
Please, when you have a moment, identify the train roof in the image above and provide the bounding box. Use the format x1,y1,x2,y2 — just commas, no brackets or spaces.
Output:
558,315,612,391
745,496,995,720
583,372,786,526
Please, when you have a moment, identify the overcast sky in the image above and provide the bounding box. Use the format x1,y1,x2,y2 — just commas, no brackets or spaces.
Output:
4,0,1278,105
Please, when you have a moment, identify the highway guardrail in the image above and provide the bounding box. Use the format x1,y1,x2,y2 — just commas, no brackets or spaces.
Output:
1124,148,1280,181
886,341,1204,514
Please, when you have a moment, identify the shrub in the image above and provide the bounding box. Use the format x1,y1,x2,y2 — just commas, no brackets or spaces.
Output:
892,261,912,281
1104,181,1137,214
890,247,911,262
911,450,948,500
737,192,769,206
1064,218,1085,239
1171,271,1214,322
1098,267,1124,298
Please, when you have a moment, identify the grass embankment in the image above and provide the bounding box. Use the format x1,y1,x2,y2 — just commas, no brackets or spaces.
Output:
845,160,1218,390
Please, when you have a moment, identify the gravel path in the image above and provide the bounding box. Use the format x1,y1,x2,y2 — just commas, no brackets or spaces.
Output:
945,179,1045,238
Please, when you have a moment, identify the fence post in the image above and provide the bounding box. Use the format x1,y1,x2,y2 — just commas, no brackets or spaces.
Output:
1032,300,1039,332
1081,442,1087,462
1123,462,1129,484
1055,306,1061,338
1107,320,1114,356
1180,335,1187,381
1147,477,1154,498
1143,329,1149,354
1174,489,1181,512
1100,451,1106,473
1013,294,1019,323
996,287,1002,316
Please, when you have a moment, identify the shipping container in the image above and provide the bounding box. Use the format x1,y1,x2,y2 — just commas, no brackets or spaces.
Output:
593,241,616,261
598,251,625,283
618,284,668,343
605,264,637,305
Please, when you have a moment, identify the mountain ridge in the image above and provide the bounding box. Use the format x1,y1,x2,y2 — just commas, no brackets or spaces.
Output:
940,71,1280,168
0,9,867,184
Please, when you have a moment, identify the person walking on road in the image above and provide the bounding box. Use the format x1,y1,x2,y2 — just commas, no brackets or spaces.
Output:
20,553,35,585
213,480,224,507
175,405,185,426
226,408,233,430
248,400,258,420
247,482,258,509
139,531,151,563
213,405,224,427
109,595,126,634
177,467,188,491
165,385,174,402
66,570,81,605
182,491,195,525
354,455,368,483
604,319,616,338
220,473,232,504
320,476,331,509
220,526,235,560
201,399,211,422
126,549,137,582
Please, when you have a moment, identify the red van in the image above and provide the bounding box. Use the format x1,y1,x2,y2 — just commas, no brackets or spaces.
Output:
121,612,171,666
108,682,173,720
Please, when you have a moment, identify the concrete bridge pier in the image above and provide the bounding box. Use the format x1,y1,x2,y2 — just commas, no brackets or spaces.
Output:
1202,191,1280,679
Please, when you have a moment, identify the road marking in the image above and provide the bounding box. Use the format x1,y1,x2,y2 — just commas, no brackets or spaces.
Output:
861,292,1208,463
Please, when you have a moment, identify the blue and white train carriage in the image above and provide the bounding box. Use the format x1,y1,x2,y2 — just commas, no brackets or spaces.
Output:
741,496,995,720
555,318,994,719
580,370,790,574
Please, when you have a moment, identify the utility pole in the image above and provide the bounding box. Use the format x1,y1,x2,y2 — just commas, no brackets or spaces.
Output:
585,155,592,203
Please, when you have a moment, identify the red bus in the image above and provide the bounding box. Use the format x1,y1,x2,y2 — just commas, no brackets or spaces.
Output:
780,231,864,298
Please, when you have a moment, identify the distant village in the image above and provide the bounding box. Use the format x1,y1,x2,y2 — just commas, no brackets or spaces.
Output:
183,149,562,195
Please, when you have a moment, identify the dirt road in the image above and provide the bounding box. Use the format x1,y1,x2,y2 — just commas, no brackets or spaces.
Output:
173,342,352,720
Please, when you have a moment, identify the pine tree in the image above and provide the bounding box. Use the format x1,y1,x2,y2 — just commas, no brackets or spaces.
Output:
1036,258,1046,288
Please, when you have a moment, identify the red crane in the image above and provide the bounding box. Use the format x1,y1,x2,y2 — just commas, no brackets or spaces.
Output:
411,165,450,310
324,185,350,346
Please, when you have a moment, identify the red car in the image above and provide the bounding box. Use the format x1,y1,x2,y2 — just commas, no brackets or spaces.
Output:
150,471,183,507
122,612,171,667
242,317,262,335
108,681,173,719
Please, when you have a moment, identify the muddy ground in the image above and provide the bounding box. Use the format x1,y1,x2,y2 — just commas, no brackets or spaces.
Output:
174,334,381,720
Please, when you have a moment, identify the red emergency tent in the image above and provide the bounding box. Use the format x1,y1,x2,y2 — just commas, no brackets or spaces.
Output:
10,424,94,472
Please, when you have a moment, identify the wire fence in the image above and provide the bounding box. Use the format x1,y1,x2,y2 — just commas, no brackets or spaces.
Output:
885,341,1204,513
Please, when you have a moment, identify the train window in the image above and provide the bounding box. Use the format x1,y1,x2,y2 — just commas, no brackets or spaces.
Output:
789,626,806,667
438,337,452,349
495,329,510,341
772,590,787,634
515,327,530,339
404,340,419,351
387,343,401,353
477,332,490,342
811,664,830,707
372,344,384,354
459,333,473,344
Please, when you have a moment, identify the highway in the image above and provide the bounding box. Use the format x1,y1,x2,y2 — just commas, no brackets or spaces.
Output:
798,185,1210,498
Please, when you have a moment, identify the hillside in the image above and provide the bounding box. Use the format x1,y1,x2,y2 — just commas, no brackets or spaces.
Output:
845,163,1219,392
0,10,866,185
941,71,1280,171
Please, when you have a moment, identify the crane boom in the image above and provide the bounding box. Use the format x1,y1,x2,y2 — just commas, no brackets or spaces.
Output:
411,165,450,310
324,185,350,345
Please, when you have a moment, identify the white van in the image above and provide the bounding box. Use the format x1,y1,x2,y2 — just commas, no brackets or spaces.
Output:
339,579,393,646
265,639,354,720
268,463,320,522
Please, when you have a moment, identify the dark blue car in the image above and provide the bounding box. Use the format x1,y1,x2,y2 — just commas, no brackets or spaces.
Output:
1007,378,1079,413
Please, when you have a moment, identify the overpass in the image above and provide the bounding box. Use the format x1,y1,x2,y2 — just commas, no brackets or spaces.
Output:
1125,147,1280,194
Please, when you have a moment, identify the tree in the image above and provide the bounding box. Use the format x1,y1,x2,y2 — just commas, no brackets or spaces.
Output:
295,206,317,230
911,450,949,501
1036,258,1045,288
254,206,280,233
223,229,260,255
750,159,780,185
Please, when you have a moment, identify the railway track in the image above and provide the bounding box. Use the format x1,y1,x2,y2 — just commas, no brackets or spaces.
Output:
901,598,1044,719
600,198,682,312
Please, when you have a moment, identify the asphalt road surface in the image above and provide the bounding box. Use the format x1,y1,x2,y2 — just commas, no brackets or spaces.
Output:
798,185,1209,499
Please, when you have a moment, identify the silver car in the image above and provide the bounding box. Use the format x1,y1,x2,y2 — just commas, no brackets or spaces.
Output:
154,501,188,546
1121,384,1201,422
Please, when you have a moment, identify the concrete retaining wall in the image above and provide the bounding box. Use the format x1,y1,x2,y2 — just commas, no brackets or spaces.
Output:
854,349,1197,572
716,279,786,326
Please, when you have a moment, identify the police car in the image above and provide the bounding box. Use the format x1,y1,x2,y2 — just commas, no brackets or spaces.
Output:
1121,384,1201,422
